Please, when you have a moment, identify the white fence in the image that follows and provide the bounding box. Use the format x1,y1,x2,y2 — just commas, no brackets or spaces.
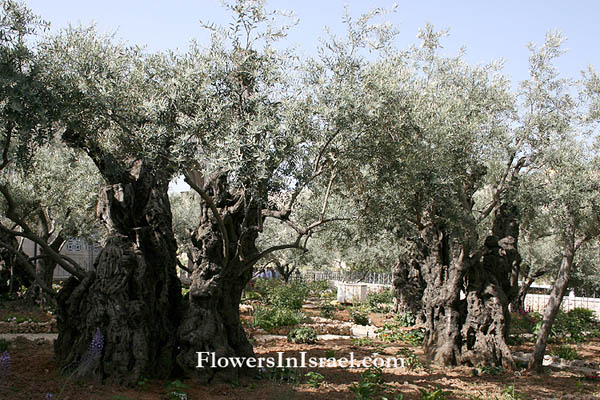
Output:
299,270,600,316
525,293,600,318
298,270,393,286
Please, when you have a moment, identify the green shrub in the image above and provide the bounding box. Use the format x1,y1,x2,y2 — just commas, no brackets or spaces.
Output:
242,290,262,301
287,327,318,344
501,385,526,400
253,278,281,297
267,282,310,310
259,366,301,384
307,280,330,294
534,308,598,343
395,312,417,327
253,306,305,331
419,387,449,400
352,337,375,347
350,307,369,326
320,302,335,319
0,339,7,352
550,344,579,360
397,348,423,371
305,371,325,388
377,323,425,346
366,289,394,313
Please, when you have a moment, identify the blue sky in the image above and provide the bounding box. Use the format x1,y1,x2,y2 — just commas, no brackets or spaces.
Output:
25,0,600,84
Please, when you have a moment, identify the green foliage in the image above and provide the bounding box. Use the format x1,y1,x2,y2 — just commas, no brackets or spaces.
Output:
395,312,417,327
252,305,305,331
136,377,149,391
324,349,336,358
307,280,331,294
377,323,425,346
320,302,335,319
366,289,394,313
352,337,375,347
534,308,598,343
259,367,301,385
0,339,7,352
256,280,310,310
396,348,423,371
242,290,262,301
304,371,325,388
550,345,579,360
350,367,403,400
287,327,317,344
419,387,449,400
350,307,369,326
501,385,526,400
471,365,503,376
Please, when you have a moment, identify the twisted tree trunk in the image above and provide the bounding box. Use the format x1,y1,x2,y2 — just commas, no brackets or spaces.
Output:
422,205,520,368
177,172,259,383
392,257,425,322
55,165,181,385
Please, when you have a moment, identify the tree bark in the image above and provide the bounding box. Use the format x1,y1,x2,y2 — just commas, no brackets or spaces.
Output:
0,231,30,294
55,166,182,385
392,257,425,322
528,223,577,372
25,235,64,306
422,204,520,369
177,172,259,383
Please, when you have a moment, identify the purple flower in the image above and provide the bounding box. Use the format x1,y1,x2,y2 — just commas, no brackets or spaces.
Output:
0,351,10,378
79,328,104,369
45,394,54,400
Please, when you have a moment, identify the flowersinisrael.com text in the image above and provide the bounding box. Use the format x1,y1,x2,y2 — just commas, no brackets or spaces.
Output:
197,352,406,369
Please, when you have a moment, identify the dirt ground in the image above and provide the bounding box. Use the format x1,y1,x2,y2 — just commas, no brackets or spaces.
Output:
0,300,599,400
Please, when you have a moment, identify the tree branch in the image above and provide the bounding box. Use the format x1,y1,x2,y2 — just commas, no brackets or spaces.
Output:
0,240,56,297
0,184,86,279
184,171,230,264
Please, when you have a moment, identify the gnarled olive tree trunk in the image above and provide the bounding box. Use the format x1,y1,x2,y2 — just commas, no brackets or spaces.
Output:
422,205,520,369
177,172,259,383
55,168,181,385
392,257,425,323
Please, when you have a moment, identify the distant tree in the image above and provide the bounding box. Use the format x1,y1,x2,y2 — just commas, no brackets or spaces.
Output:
522,36,600,371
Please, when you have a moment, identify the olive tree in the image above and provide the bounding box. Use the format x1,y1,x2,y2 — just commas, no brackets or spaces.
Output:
170,1,350,381
38,26,184,384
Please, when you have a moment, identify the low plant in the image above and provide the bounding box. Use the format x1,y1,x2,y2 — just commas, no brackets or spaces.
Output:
395,312,417,327
320,303,335,319
550,344,579,360
307,280,330,295
352,337,375,347
136,377,149,391
534,308,598,343
305,371,325,388
260,366,301,384
267,282,310,310
471,365,503,376
287,327,318,344
349,367,403,400
377,323,425,346
351,307,370,326
419,387,449,400
397,348,423,371
0,339,7,352
501,385,526,400
325,349,337,358
366,289,394,313
166,379,189,400
253,305,305,331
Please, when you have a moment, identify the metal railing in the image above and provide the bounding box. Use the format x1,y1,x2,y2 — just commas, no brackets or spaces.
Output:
297,270,393,286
